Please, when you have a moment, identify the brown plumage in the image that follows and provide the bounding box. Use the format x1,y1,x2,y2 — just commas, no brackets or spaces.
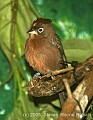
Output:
25,18,67,75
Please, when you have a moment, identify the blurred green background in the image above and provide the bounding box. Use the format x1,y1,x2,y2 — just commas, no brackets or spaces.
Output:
0,0,93,120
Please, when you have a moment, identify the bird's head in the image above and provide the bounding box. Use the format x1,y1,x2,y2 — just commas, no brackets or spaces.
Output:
27,18,55,39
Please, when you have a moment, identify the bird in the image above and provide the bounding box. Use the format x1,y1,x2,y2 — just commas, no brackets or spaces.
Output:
25,18,67,76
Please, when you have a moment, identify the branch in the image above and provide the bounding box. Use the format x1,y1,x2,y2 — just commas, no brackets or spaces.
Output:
27,55,93,97
10,0,18,54
57,70,93,120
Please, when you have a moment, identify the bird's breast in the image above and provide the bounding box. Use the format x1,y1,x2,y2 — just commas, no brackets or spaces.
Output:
25,38,63,74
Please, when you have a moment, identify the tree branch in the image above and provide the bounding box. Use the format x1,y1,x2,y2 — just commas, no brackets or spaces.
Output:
27,55,93,97
57,70,93,120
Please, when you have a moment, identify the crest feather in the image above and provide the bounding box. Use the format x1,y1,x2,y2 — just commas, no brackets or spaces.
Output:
33,18,52,26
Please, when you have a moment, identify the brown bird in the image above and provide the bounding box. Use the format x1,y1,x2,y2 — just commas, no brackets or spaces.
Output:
25,18,67,75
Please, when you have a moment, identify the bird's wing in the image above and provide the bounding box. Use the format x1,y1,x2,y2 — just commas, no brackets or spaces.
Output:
51,34,68,67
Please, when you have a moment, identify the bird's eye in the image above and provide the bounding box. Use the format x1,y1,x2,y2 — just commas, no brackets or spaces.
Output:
38,28,44,33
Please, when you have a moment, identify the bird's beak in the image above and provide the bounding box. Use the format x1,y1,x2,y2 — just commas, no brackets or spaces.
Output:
28,31,38,35
27,29,38,35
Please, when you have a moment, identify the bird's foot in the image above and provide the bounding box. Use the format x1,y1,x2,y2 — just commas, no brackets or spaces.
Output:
67,61,80,82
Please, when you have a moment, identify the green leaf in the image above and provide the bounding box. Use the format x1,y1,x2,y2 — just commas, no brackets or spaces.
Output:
0,0,39,62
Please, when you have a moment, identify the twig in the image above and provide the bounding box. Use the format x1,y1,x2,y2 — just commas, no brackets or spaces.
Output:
41,67,74,79
63,78,73,99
